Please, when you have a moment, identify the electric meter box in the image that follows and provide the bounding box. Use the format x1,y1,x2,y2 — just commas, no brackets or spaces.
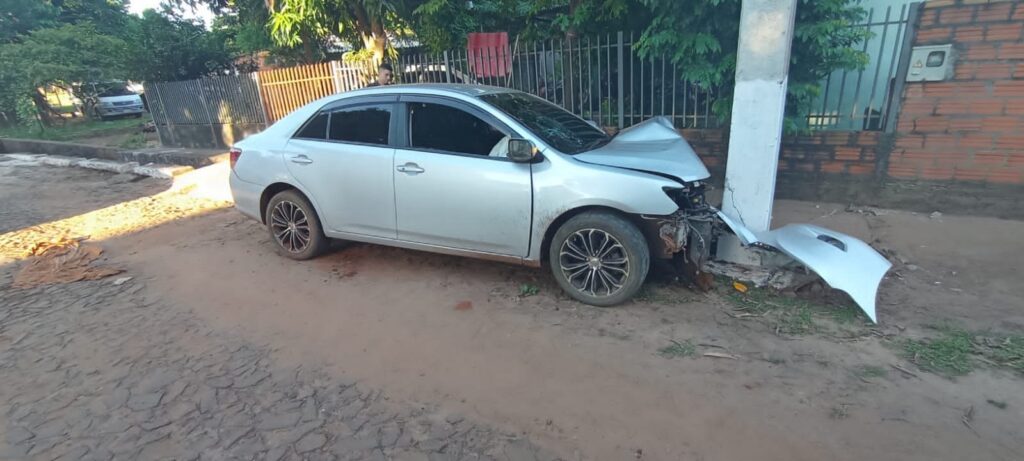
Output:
906,44,956,82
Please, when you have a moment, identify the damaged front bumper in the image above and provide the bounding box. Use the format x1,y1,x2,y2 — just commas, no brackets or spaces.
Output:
715,210,891,323
643,185,890,323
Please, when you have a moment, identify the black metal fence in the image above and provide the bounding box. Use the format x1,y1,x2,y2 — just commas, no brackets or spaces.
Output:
804,3,919,131
396,31,721,129
143,4,917,149
396,4,916,132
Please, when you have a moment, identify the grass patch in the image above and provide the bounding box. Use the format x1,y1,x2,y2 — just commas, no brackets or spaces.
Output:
518,283,539,297
116,131,147,149
721,279,865,336
829,405,850,420
0,115,149,142
979,334,1024,374
854,365,888,379
898,327,1024,378
901,327,976,377
658,340,696,359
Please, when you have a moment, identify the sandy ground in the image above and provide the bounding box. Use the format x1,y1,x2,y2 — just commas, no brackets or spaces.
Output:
2,160,1022,460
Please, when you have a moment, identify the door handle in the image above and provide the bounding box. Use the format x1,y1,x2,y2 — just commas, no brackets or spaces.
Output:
396,163,425,174
290,155,313,165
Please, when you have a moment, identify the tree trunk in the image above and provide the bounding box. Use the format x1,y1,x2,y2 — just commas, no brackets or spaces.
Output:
300,31,315,63
360,33,387,66
30,90,57,126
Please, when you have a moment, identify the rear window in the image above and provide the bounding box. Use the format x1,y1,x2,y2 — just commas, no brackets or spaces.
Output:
294,113,328,139
328,105,391,145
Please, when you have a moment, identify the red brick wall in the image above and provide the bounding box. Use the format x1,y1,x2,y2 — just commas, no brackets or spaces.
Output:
680,129,881,178
890,0,1024,184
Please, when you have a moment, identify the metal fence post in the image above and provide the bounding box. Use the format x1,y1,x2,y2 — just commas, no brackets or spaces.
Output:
617,31,625,129
883,2,922,133
443,51,452,83
329,60,343,93
196,80,218,148
152,83,176,146
252,72,271,128
144,83,166,147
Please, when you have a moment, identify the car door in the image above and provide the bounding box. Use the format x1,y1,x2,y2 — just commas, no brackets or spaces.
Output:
285,98,398,238
393,97,532,256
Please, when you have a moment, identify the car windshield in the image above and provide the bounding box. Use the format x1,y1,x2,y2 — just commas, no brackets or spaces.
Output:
480,92,609,154
98,86,135,97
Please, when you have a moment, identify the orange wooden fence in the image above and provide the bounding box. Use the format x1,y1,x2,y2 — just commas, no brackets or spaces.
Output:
257,62,338,123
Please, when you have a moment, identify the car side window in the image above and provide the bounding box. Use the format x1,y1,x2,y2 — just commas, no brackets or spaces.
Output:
294,113,328,140
408,102,506,156
328,105,391,145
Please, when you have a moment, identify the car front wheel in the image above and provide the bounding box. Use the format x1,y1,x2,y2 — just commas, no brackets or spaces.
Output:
549,211,650,306
265,190,328,260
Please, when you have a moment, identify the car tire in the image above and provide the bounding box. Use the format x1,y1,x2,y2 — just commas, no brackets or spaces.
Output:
265,189,329,260
548,211,650,307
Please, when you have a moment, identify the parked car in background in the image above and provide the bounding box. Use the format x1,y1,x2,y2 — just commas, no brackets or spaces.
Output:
87,83,145,120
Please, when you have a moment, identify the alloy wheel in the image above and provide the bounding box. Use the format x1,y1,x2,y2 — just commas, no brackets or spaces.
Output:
270,200,311,253
558,228,630,297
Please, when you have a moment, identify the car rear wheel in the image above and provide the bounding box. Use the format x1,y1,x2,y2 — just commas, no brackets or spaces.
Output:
548,211,650,306
265,190,328,260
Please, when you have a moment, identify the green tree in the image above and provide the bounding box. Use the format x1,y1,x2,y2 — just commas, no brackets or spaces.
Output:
266,0,402,64
123,9,237,82
551,0,869,128
0,23,129,124
0,0,59,43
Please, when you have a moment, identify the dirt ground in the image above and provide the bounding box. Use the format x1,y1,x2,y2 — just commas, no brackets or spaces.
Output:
2,160,1022,460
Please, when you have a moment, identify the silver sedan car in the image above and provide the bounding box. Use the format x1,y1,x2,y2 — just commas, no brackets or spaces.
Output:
229,84,721,306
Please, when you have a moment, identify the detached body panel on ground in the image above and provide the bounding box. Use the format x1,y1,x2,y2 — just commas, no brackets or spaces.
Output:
229,84,889,318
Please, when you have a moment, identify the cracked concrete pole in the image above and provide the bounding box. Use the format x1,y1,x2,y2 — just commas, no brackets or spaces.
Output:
718,0,798,265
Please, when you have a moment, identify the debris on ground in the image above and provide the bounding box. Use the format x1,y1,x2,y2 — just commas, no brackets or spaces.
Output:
961,405,979,436
454,300,473,311
703,351,741,360
112,276,134,285
12,240,122,289
732,281,748,293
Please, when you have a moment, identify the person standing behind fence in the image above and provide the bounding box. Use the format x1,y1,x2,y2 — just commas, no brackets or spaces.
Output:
366,63,393,87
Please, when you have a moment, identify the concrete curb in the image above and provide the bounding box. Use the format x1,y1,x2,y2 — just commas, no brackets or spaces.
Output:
0,138,223,167
1,153,193,180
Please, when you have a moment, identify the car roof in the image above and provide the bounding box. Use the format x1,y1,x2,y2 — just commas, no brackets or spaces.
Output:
341,83,517,98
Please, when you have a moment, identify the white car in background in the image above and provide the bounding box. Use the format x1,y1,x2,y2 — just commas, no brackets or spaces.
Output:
90,83,145,119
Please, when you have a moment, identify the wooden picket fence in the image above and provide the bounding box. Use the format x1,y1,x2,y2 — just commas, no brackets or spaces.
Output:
257,62,336,123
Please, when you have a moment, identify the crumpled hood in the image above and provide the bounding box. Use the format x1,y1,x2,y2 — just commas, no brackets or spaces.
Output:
573,116,711,183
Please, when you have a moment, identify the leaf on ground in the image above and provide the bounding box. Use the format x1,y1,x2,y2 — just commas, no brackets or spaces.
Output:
732,281,748,293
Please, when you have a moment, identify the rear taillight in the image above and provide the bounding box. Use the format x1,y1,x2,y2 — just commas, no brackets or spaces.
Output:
229,148,242,170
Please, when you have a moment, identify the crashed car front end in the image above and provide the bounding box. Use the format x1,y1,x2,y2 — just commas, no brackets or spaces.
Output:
572,116,891,323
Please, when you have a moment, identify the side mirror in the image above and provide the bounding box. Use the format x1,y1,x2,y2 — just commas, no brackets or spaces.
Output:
507,138,537,163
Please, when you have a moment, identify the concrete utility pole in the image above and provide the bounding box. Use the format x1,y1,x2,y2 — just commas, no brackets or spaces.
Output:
718,0,798,264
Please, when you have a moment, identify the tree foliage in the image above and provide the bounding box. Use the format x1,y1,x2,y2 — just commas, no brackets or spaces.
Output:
545,0,870,128
0,0,242,125
123,9,236,82
267,0,404,64
0,23,129,124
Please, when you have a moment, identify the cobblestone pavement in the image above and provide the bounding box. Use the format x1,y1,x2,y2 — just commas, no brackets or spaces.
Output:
0,273,552,461
0,163,552,460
